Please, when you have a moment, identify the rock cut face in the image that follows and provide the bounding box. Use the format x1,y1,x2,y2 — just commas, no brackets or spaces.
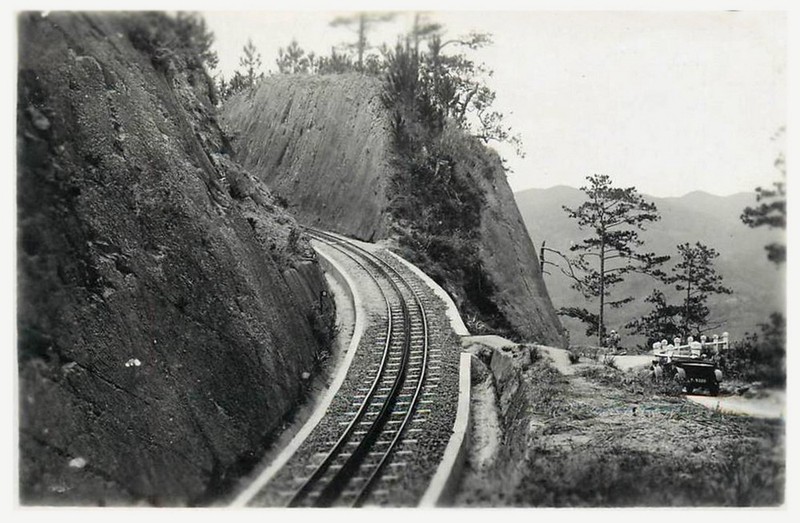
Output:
18,12,331,505
223,74,565,346
223,74,393,242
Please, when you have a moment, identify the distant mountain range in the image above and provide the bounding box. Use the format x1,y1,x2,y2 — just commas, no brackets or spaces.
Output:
515,186,786,348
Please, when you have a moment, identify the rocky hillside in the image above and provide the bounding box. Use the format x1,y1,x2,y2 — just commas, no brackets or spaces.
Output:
18,12,333,505
222,75,565,346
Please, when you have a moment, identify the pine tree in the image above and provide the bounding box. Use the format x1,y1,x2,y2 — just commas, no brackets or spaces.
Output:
557,174,668,344
276,40,313,74
629,242,731,344
239,38,263,87
330,12,396,71
741,145,786,265
669,242,731,335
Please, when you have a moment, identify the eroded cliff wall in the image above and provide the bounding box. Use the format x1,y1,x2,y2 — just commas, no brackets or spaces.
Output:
473,150,566,345
223,75,564,346
222,75,392,241
18,12,331,505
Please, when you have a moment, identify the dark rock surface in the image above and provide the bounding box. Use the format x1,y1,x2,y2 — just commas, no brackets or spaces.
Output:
222,75,565,346
18,12,331,505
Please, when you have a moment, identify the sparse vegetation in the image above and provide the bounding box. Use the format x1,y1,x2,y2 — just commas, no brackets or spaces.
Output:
579,364,684,397
307,298,338,369
601,354,618,369
380,38,518,336
226,12,522,155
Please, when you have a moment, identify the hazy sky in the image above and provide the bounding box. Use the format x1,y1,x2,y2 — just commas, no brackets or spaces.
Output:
204,10,786,197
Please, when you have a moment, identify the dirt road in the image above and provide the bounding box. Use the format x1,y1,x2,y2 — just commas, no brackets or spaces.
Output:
687,391,785,419
542,347,785,419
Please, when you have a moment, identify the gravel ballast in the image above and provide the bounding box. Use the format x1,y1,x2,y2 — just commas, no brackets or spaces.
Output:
244,236,463,507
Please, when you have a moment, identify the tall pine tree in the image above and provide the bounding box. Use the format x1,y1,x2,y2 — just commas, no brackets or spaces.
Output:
557,174,668,345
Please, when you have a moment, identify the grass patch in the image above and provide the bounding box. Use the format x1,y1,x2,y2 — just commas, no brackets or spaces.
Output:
516,432,783,506
579,364,684,397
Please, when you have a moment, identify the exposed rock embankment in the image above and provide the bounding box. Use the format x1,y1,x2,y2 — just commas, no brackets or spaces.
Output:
222,75,393,242
459,139,565,344
222,75,564,346
18,12,333,505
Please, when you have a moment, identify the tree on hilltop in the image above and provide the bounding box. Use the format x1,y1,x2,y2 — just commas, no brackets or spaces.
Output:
217,38,264,100
239,38,264,86
330,12,396,71
409,12,442,54
276,39,315,74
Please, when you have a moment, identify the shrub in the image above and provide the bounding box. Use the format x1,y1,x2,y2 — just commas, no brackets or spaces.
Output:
579,365,683,397
528,344,541,363
125,12,217,77
721,313,785,386
601,354,618,369
225,162,255,200
307,298,338,368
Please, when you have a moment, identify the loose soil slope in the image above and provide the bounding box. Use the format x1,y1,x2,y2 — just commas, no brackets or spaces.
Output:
223,75,564,346
18,12,332,505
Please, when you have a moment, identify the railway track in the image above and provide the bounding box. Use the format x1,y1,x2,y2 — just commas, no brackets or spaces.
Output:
284,229,432,507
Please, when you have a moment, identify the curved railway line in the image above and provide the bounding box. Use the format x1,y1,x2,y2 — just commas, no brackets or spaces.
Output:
283,230,434,507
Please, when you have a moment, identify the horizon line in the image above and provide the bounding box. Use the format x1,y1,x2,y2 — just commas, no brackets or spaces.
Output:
512,184,756,199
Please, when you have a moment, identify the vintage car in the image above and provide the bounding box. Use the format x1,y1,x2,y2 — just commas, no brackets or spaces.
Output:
651,338,725,396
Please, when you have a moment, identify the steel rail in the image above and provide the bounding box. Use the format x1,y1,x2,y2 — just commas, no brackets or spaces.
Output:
287,231,411,507
300,229,430,507
345,249,429,506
